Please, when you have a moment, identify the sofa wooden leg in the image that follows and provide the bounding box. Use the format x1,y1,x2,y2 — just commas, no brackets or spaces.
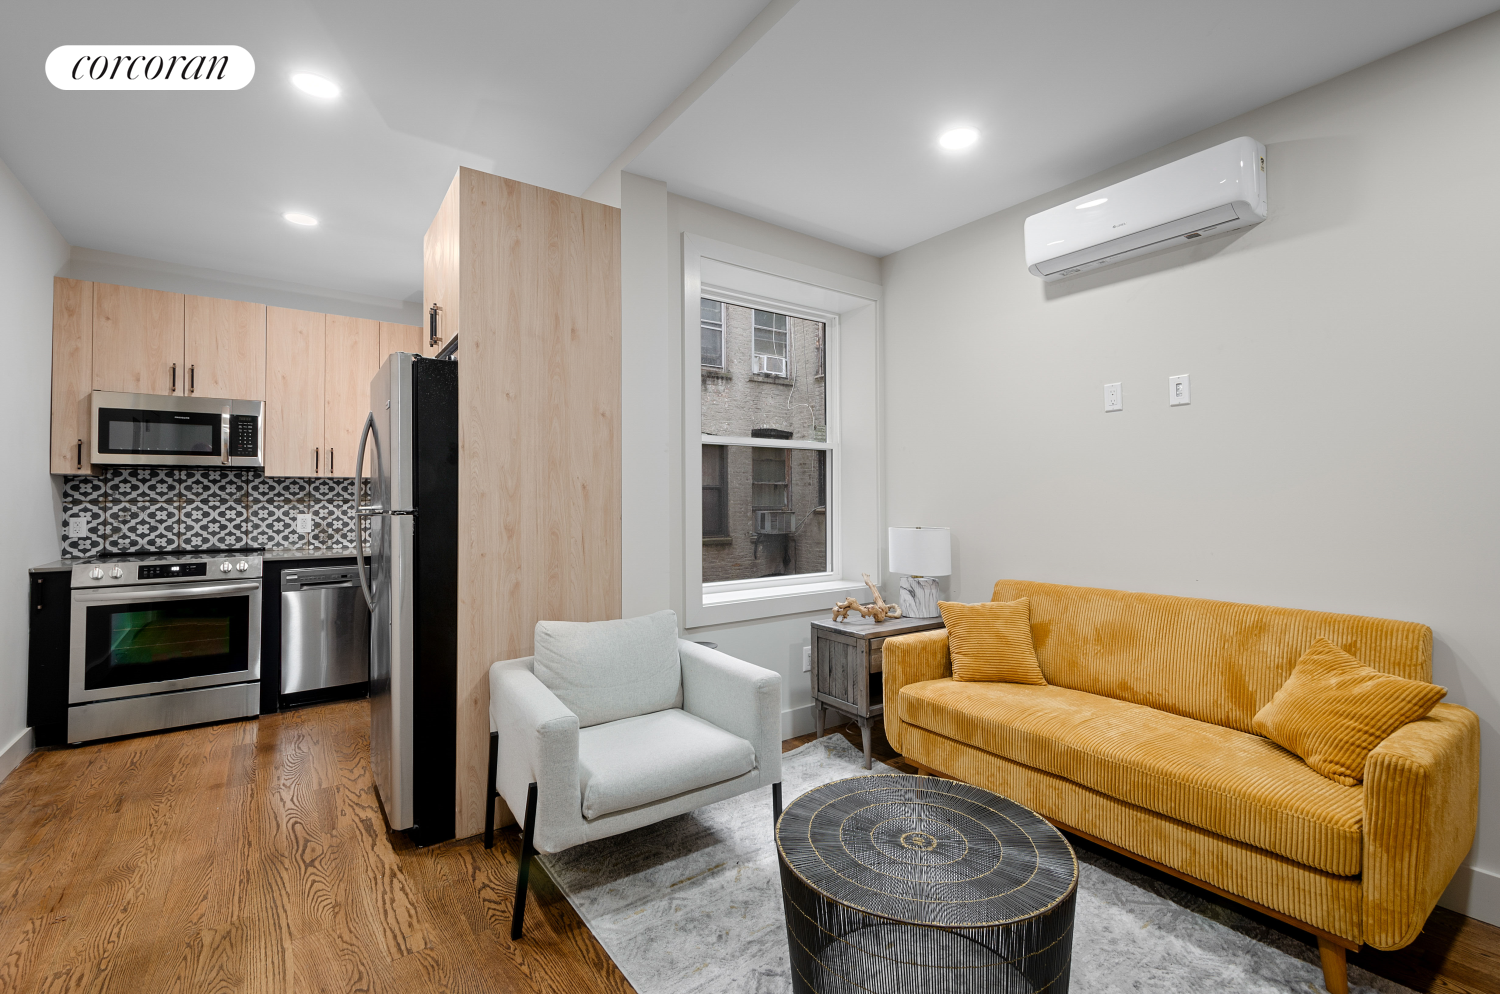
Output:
772,782,782,822
510,782,538,941
484,731,499,850
1317,937,1348,994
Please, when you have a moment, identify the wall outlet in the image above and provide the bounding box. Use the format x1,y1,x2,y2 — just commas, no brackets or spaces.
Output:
1169,373,1191,406
802,646,812,673
67,517,89,538
1104,382,1123,412
295,513,314,534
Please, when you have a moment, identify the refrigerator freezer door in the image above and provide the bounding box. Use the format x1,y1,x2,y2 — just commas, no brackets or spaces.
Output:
367,354,415,830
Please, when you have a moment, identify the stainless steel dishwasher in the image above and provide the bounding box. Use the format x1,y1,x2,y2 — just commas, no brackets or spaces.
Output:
281,566,370,697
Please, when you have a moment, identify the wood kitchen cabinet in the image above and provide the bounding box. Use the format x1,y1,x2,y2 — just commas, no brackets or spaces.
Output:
380,321,423,361
184,295,266,400
323,314,380,478
264,307,325,477
50,278,94,474
92,284,184,396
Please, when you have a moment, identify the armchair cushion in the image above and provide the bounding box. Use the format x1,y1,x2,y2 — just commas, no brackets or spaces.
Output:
534,609,682,727
576,709,756,820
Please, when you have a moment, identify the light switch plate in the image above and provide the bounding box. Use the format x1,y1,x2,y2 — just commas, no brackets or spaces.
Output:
67,516,88,538
802,646,812,672
1104,382,1123,412
295,513,314,534
1169,374,1191,406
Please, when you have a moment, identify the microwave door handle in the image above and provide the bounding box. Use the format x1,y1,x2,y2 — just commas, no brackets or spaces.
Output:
221,409,231,465
72,580,261,604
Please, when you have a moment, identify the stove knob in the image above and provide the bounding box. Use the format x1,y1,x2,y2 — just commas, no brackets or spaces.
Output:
219,562,233,573
88,567,104,581
236,560,249,572
109,567,124,579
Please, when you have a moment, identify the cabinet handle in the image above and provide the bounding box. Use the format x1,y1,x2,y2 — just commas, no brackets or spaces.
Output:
170,362,177,393
429,303,441,347
76,438,83,470
314,447,320,474
329,448,334,475
189,364,195,394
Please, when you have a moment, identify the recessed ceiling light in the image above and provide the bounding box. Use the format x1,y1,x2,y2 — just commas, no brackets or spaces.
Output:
1076,198,1108,209
291,72,340,99
283,212,318,226
939,127,979,151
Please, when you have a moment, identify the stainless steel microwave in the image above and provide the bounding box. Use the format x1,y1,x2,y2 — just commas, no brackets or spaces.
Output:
85,391,264,468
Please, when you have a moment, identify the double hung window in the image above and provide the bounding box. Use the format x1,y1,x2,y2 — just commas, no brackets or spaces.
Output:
700,299,725,367
752,309,789,376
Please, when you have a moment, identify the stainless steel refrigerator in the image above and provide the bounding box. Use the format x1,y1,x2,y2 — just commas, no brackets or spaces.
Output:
356,352,459,845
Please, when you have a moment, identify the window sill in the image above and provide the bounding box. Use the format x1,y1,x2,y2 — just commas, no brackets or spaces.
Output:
701,366,731,379
748,373,794,386
689,576,869,628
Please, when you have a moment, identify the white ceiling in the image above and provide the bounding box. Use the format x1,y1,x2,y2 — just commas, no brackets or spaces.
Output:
627,0,1500,256
2,0,1497,301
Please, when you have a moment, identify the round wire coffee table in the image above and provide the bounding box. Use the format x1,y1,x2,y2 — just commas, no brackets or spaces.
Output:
776,773,1077,994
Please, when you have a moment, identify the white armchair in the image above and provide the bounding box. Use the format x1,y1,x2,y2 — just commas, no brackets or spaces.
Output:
485,610,783,938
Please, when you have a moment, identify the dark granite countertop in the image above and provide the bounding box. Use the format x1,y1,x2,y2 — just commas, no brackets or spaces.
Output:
30,547,364,573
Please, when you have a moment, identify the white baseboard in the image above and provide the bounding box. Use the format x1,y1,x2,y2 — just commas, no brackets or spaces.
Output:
780,705,815,740
0,726,34,785
1439,861,1500,927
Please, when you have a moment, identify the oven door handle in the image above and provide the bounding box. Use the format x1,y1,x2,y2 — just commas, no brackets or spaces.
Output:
72,580,261,605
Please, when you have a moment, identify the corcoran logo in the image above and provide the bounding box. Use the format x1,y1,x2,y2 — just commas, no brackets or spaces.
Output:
45,45,254,90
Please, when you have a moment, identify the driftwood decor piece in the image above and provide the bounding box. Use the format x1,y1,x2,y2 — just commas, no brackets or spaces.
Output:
831,573,903,623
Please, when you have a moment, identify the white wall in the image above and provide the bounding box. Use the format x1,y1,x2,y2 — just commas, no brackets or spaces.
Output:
880,13,1500,925
0,154,70,782
620,177,881,735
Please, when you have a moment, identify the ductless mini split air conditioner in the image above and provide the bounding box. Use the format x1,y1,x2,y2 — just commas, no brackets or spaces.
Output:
1024,136,1267,281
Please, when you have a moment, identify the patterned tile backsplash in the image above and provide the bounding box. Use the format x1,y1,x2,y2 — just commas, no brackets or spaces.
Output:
61,467,370,558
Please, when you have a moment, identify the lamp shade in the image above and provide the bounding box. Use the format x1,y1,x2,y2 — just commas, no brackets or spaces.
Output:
888,526,951,576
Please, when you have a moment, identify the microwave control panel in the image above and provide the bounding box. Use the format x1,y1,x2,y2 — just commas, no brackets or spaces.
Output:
229,415,259,458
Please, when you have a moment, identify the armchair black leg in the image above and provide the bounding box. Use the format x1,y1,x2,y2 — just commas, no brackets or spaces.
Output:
484,731,499,850
772,781,782,823
511,781,538,941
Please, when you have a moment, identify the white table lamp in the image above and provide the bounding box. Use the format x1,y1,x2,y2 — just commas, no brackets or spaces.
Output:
888,526,951,618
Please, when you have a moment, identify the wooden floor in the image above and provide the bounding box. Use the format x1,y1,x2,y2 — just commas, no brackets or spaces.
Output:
0,702,1494,994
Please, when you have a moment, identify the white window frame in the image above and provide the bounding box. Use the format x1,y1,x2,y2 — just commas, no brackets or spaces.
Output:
700,298,725,368
683,234,882,627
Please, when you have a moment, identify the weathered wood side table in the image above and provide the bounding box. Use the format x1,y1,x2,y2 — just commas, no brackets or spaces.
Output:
810,616,945,769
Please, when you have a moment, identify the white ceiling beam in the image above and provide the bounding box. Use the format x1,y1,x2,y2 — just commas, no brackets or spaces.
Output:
583,0,800,207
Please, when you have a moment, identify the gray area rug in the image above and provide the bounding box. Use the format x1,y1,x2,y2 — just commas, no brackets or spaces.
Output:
539,735,1414,994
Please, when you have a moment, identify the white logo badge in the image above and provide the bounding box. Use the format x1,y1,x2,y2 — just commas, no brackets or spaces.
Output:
46,46,254,90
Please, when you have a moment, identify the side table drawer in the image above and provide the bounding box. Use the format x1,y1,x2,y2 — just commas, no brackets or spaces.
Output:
815,630,863,710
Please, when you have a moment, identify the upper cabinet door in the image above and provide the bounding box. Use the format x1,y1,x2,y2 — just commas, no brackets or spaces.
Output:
265,307,325,477
184,296,266,400
51,278,94,474
379,322,422,363
92,284,184,395
324,315,380,478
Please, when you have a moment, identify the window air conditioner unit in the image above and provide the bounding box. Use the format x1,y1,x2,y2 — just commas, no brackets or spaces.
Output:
1024,136,1267,281
755,510,795,534
753,354,787,376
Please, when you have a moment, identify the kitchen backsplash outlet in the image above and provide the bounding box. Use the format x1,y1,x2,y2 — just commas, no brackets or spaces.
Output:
61,467,371,558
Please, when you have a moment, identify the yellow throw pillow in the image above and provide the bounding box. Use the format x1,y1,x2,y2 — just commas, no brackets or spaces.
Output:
939,598,1047,685
1253,638,1446,785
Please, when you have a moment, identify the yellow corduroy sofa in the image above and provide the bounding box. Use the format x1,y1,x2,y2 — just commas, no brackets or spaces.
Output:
882,580,1479,994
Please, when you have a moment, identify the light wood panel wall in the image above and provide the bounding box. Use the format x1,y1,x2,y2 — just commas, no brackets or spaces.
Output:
50,278,93,474
379,322,423,363
184,295,266,400
92,284,183,395
421,172,460,358
433,168,621,838
265,307,326,477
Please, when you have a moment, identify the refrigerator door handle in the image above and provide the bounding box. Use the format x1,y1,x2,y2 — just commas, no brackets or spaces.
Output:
354,411,379,611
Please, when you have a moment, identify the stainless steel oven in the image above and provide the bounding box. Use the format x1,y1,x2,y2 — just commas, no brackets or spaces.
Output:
67,551,263,742
85,390,264,468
